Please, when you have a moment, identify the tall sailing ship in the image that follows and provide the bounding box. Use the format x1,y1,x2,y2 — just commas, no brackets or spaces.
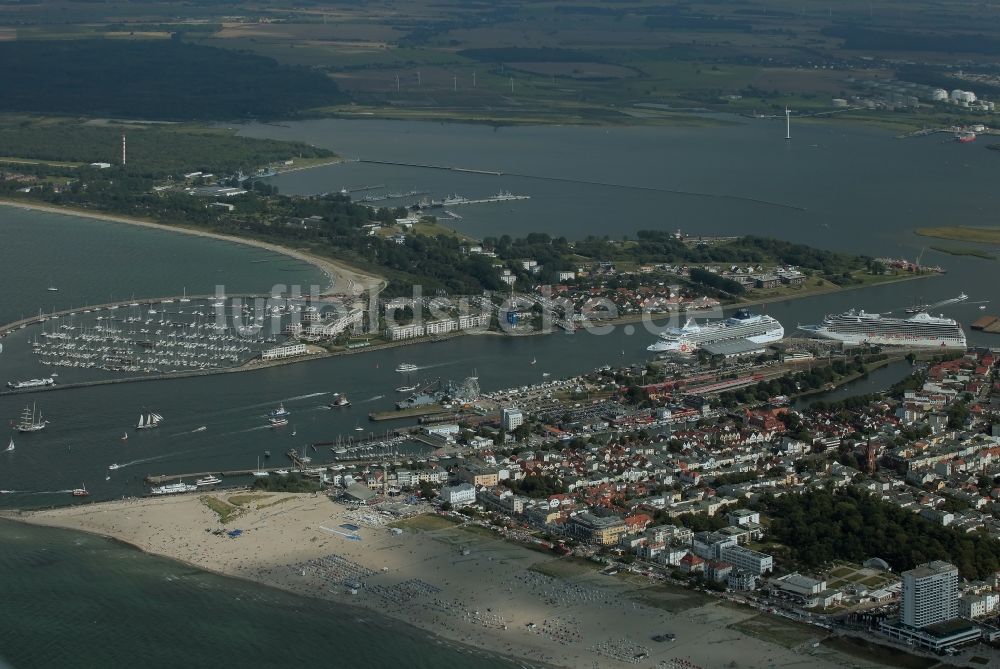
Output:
647,309,784,353
15,403,48,433
136,412,163,430
799,310,967,348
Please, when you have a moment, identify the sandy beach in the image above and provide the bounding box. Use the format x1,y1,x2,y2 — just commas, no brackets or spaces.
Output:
7,494,899,669
0,200,385,296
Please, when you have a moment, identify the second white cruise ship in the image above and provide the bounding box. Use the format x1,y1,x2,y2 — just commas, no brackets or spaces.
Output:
799,310,966,348
647,309,784,353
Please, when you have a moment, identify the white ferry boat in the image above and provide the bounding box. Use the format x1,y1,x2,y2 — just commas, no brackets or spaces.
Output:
195,475,222,487
395,363,418,373
800,310,967,348
647,309,784,353
7,377,55,390
150,482,197,495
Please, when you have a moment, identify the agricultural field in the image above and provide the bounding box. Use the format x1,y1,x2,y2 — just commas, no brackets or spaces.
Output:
0,0,995,127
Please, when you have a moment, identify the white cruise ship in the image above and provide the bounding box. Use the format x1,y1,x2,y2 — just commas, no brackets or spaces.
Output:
799,310,966,348
647,309,784,353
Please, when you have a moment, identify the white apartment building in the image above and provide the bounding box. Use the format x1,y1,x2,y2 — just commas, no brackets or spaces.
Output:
720,545,773,576
439,483,476,507
502,407,524,432
902,561,959,628
261,342,307,361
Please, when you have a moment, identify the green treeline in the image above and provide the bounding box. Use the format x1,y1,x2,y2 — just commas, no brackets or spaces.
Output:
0,124,332,177
689,267,744,295
824,25,1000,55
504,475,568,498
759,488,1000,580
717,357,869,406
0,40,346,120
252,474,320,493
579,231,866,278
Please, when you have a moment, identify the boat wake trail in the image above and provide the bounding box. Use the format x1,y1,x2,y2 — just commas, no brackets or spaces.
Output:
171,426,209,436
116,456,162,469
280,391,329,402
114,445,209,469
361,395,385,403
414,361,459,371
214,392,330,416
234,425,273,435
116,452,179,468
928,293,969,309
24,489,76,495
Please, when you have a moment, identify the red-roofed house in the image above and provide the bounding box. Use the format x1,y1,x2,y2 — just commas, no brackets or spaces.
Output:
679,553,705,574
624,513,653,534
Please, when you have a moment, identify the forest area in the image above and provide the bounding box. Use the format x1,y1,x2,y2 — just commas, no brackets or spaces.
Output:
0,40,345,121
759,488,1000,580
